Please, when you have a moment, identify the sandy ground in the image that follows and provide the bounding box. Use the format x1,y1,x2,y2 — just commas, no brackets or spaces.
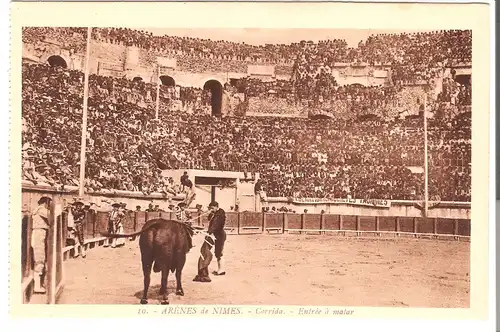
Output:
57,234,470,307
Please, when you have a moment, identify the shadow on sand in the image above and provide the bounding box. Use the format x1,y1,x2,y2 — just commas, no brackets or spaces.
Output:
133,280,180,301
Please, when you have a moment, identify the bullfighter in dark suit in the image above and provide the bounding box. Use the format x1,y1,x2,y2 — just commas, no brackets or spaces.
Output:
207,201,226,276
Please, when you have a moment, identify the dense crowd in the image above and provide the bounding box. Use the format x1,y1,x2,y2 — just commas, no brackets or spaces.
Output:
238,80,434,119
439,75,472,106
22,63,184,195
22,63,471,201
92,28,297,63
22,27,472,201
22,27,88,53
291,30,471,106
23,28,471,76
23,28,473,119
89,73,212,114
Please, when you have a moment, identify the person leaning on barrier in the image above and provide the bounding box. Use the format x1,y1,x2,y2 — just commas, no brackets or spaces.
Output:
145,203,154,212
175,202,192,225
207,201,226,276
175,202,195,250
31,195,52,294
70,199,87,258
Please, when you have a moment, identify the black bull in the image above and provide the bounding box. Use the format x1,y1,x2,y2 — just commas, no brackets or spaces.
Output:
101,218,194,304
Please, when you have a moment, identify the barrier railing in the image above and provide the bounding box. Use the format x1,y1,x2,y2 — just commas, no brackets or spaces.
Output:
21,213,34,304
58,211,472,258
21,208,471,303
22,200,65,304
46,201,64,304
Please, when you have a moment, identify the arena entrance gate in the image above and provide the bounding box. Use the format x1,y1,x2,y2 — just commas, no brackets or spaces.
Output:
47,55,67,69
160,75,176,86
454,74,471,86
203,79,223,117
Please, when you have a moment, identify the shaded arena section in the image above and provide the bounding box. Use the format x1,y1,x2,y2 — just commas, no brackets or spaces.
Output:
203,79,223,117
47,55,67,68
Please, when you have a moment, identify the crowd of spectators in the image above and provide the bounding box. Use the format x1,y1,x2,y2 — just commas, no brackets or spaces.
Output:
21,27,472,202
290,30,471,106
22,27,88,53
92,28,297,64
23,28,471,77
88,72,213,115
22,63,185,196
234,78,430,119
22,62,471,202
23,27,473,119
439,75,472,106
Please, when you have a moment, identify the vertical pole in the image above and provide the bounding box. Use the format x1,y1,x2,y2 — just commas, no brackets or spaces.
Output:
254,193,258,212
237,212,240,235
134,212,138,232
156,64,160,120
58,207,64,285
48,199,56,304
262,212,266,234
78,27,92,198
423,95,429,217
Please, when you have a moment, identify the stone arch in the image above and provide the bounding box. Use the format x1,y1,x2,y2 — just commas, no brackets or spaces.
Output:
46,55,68,68
203,79,224,117
454,74,471,86
159,75,176,87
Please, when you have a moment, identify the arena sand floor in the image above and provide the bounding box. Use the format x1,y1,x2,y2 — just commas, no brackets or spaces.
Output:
57,233,470,307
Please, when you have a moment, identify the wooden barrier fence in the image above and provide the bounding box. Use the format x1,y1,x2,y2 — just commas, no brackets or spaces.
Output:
21,200,65,304
21,213,34,304
21,209,471,303
59,211,471,255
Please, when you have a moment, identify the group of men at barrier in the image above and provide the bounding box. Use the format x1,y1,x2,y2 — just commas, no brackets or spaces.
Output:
28,192,226,295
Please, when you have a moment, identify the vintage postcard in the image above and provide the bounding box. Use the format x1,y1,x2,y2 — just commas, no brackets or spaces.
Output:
7,0,494,327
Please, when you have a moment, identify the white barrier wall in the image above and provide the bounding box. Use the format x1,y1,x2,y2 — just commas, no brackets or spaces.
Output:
264,199,470,219
22,181,470,219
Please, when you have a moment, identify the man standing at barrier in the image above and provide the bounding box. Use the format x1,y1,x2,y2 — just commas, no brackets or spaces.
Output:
31,195,52,294
175,202,195,250
183,176,196,208
70,199,86,258
207,201,226,276
106,202,125,248
180,171,188,191
175,202,192,226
